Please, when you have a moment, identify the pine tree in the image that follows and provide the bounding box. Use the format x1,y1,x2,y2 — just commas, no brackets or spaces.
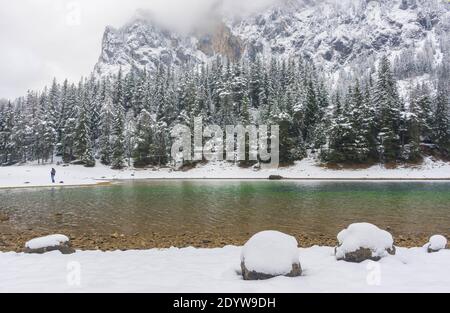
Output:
249,57,264,108
114,68,125,108
132,71,147,117
325,91,356,163
363,84,378,160
372,56,402,163
56,79,69,155
0,101,15,164
110,102,126,169
415,83,434,142
73,88,95,167
350,81,370,162
11,106,27,163
240,93,251,125
61,84,78,162
133,109,154,167
407,94,422,161
98,95,114,165
37,92,57,163
303,76,319,146
433,82,449,150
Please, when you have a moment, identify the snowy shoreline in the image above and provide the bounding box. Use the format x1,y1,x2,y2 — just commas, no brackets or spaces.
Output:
2,157,450,189
1,245,449,293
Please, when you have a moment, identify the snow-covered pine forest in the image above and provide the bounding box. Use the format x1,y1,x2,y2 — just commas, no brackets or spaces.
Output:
0,54,449,168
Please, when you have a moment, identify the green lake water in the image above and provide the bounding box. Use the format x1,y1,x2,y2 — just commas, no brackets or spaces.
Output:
1,180,449,238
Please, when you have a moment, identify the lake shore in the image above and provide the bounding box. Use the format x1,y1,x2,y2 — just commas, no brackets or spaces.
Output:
1,157,450,189
0,229,445,253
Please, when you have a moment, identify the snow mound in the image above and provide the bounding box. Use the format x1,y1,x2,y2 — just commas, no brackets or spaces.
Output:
335,223,395,262
25,235,70,250
427,235,448,253
241,231,300,277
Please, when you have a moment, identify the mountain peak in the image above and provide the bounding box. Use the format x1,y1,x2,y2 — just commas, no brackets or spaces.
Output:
94,0,449,91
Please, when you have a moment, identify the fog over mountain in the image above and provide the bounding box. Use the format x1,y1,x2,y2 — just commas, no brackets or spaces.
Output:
0,0,279,99
1,0,448,99
95,0,449,95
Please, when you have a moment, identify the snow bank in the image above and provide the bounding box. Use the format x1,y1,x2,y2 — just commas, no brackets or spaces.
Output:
2,156,450,189
427,235,447,252
241,231,300,276
336,223,395,261
1,246,449,292
25,235,70,250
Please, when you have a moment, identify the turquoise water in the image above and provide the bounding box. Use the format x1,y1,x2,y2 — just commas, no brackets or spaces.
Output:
1,180,449,237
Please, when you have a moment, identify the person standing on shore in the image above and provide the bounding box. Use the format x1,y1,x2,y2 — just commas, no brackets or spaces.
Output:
51,168,56,183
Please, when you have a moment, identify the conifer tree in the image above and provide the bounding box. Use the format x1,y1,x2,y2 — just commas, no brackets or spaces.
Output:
372,56,402,163
110,102,126,169
433,82,449,150
350,81,370,162
73,94,95,167
407,93,422,161
416,83,434,142
98,95,114,165
61,84,78,162
133,109,154,167
0,101,14,164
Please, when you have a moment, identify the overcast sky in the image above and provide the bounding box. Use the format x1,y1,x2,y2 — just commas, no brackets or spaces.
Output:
0,0,278,100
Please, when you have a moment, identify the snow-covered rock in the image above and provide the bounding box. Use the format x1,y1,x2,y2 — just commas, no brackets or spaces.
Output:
240,231,301,280
24,235,75,255
427,235,448,253
335,223,396,263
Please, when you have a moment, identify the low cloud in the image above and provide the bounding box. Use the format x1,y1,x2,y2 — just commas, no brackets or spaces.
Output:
0,0,280,99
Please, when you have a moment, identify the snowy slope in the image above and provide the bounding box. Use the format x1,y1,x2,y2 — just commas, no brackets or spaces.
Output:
229,0,448,64
2,157,450,189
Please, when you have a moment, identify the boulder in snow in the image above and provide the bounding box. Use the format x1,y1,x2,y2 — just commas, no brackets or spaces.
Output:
24,234,75,255
335,223,396,263
426,235,447,253
241,231,302,280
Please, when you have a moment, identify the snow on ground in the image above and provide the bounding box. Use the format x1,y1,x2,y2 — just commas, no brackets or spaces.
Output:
25,235,70,250
1,157,450,188
0,246,449,293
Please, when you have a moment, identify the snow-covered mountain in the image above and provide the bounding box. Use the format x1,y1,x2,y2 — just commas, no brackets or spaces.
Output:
94,17,207,77
94,0,450,84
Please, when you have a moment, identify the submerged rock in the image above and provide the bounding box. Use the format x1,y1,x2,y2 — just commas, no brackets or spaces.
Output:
268,175,283,180
335,223,396,263
0,213,9,222
241,231,302,280
24,234,75,255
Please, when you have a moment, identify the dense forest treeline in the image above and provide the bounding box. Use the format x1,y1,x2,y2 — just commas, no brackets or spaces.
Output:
0,55,449,168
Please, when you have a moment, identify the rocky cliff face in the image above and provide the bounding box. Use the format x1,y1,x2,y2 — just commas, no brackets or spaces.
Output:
196,22,244,62
233,0,448,67
94,18,207,77
94,0,450,84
